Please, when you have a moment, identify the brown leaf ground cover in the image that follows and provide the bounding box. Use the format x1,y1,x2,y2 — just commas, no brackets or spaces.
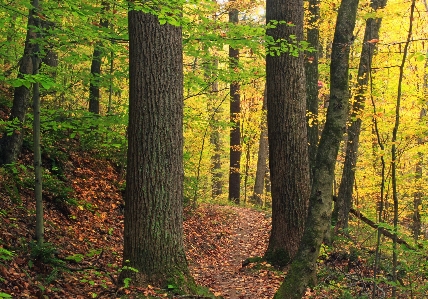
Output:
1,147,421,298
185,205,283,299
0,149,283,298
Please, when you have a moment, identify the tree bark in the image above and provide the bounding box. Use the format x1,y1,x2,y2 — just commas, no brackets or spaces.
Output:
273,0,359,296
0,0,40,165
305,0,320,185
31,1,43,246
334,0,387,232
413,0,428,241
121,9,194,291
265,0,310,267
414,97,427,241
209,59,223,198
89,1,109,114
228,5,241,204
252,90,268,206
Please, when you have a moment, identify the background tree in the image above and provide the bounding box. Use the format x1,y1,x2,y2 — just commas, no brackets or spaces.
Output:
334,0,388,232
390,1,416,295
89,1,109,114
120,3,195,291
305,0,320,184
0,0,42,165
209,58,223,198
273,0,360,296
31,0,43,246
252,89,267,206
228,1,241,204
264,0,310,266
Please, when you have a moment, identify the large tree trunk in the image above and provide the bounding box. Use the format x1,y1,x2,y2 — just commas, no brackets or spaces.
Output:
0,0,40,165
89,2,109,114
273,0,359,297
228,5,241,204
120,9,194,292
334,0,387,232
264,0,310,267
305,0,320,184
252,90,268,206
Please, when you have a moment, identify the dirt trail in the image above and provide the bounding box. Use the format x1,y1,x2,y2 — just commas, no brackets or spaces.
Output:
187,205,283,299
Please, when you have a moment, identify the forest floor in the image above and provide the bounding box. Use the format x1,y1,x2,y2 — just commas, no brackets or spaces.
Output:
0,148,286,299
0,145,420,298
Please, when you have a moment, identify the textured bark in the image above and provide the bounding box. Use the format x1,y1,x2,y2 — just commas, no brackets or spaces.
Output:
273,0,359,297
40,19,58,72
31,1,43,246
252,90,268,206
209,59,223,198
33,57,43,246
0,1,40,165
121,10,193,291
228,7,241,204
265,0,310,266
89,2,109,114
335,0,387,232
305,0,320,184
414,61,428,240
414,0,428,240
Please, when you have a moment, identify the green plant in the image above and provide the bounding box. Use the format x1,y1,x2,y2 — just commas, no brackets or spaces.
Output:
29,242,64,267
1,164,22,203
0,247,14,263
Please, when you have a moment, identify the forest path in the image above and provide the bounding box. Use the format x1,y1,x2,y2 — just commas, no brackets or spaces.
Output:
185,205,283,299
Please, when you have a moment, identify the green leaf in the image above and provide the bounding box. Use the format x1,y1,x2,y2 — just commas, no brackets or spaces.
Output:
65,253,84,263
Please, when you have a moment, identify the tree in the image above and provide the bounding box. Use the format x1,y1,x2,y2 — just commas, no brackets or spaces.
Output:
228,2,241,204
0,0,42,165
305,0,320,184
390,1,416,295
273,0,360,296
264,0,310,266
120,5,195,291
252,89,268,206
31,0,43,246
209,58,224,198
334,0,388,232
89,1,109,114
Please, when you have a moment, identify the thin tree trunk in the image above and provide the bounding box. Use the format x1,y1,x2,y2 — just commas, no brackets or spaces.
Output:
335,0,387,232
371,78,387,299
32,5,43,246
228,4,241,204
252,90,267,206
265,0,310,267
391,1,415,296
210,59,223,198
120,8,194,291
413,0,428,242
89,1,109,114
107,49,114,114
0,0,41,165
413,102,427,241
274,0,359,296
305,0,320,185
